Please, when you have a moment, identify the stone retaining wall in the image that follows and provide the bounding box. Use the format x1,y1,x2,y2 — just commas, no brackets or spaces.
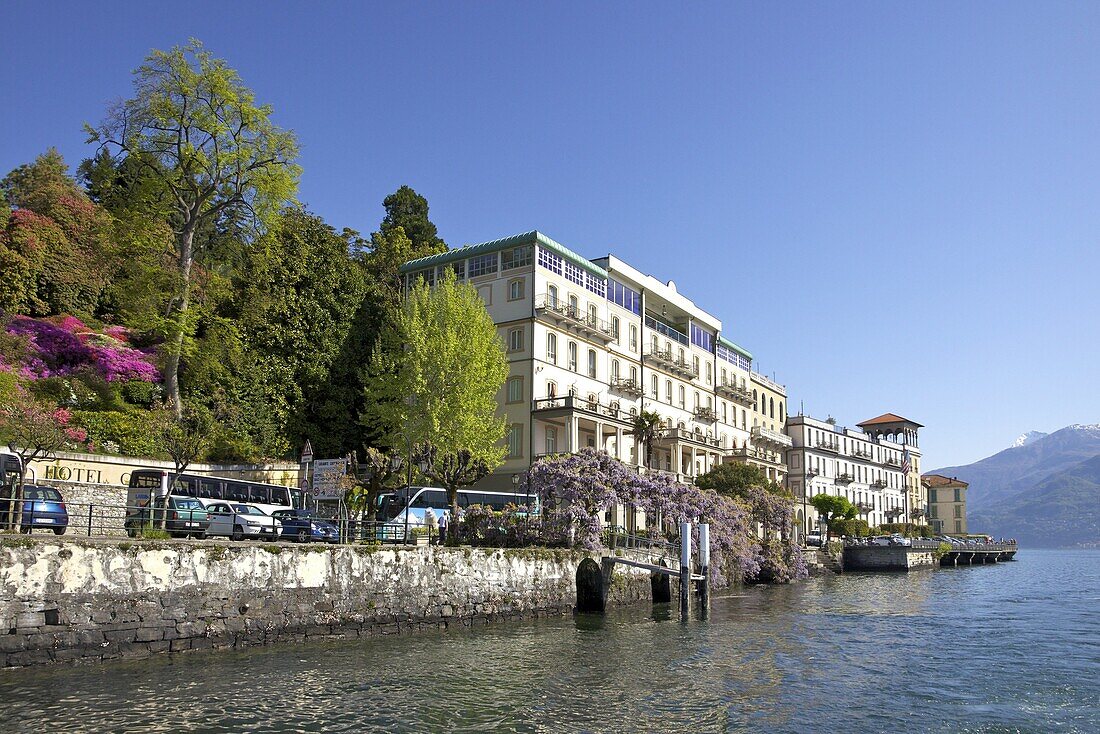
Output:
0,538,653,668
843,545,936,571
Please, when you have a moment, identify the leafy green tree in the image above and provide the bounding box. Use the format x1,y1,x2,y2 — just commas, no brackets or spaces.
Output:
696,462,768,499
362,269,507,469
810,493,857,540
86,39,300,417
414,445,488,520
0,395,76,530
0,150,114,318
380,185,446,256
630,410,663,469
151,404,214,528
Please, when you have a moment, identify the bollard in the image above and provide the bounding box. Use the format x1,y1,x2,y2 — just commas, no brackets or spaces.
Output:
679,521,691,615
698,523,710,607
88,504,94,537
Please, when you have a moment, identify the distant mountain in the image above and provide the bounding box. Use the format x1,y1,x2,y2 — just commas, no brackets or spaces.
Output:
1011,430,1047,448
928,424,1100,548
968,455,1100,549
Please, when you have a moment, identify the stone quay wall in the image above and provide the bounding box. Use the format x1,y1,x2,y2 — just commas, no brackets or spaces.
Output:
0,538,653,668
843,545,936,571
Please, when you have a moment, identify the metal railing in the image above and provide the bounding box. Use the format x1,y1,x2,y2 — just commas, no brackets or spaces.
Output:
752,425,793,447
534,295,615,339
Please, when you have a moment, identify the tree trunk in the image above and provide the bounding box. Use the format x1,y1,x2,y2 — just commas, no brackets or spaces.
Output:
11,471,26,531
447,485,459,530
165,219,198,420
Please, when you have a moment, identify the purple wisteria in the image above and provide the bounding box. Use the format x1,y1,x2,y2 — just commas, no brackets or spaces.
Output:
519,448,807,586
4,315,160,383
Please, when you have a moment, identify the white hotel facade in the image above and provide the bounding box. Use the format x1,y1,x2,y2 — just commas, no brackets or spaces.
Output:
399,230,791,493
785,413,924,534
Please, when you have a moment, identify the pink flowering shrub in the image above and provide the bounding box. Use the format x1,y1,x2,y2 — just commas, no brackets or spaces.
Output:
4,315,160,383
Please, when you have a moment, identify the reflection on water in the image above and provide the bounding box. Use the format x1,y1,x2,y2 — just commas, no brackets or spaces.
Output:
1,550,1097,733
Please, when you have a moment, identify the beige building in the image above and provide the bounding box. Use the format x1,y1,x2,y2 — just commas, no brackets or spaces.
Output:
922,474,968,535
399,230,789,492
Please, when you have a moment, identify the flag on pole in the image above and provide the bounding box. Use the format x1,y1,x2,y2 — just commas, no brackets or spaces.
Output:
901,447,912,475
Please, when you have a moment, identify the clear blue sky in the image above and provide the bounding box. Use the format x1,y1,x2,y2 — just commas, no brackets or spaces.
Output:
3,2,1099,468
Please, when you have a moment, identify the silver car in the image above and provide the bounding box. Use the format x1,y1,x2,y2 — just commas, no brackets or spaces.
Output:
202,501,280,541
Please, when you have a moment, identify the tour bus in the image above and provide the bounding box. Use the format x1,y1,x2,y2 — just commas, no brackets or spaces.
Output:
377,486,539,542
127,469,304,516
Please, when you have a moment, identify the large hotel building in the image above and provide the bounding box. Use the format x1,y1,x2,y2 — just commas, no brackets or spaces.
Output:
399,230,791,493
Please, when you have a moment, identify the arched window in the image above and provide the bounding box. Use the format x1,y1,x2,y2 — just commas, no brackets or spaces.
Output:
547,284,558,306
679,348,686,365
753,390,759,411
741,409,747,428
611,315,620,340
665,380,672,403
630,366,637,382
694,391,700,409
770,397,775,418
694,355,700,376
721,403,727,422
629,325,638,351
678,385,685,408
651,334,659,352
779,402,785,422
547,381,557,398
569,294,579,314
611,359,620,379
546,333,557,364
706,396,713,410
568,341,577,371
651,374,658,398
706,361,712,385
587,349,597,378
588,304,598,325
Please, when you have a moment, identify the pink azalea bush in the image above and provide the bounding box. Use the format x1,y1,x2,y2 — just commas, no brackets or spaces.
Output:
4,315,160,383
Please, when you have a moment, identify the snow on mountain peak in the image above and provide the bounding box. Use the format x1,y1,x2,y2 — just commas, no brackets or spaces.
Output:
1011,431,1048,448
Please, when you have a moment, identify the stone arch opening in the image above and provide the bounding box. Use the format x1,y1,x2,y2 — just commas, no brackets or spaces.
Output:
575,558,605,614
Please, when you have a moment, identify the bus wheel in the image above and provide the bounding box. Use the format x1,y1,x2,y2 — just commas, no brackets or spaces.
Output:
297,529,308,543
231,525,244,541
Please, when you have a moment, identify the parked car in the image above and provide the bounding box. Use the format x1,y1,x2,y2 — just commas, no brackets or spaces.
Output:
125,496,209,538
804,532,823,547
1,485,69,535
888,534,912,546
272,509,339,543
203,501,280,541
870,536,893,546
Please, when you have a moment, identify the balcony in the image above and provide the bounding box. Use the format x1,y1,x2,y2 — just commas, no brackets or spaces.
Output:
884,456,901,467
871,479,888,489
855,502,874,514
814,439,840,453
851,447,872,460
643,347,698,379
534,294,615,344
751,425,793,448
658,428,721,448
531,394,632,424
730,447,785,466
693,406,719,424
717,381,755,407
835,473,854,485
608,376,645,398
805,467,820,477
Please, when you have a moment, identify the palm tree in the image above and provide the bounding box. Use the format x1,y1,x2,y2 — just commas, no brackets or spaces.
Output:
630,410,663,470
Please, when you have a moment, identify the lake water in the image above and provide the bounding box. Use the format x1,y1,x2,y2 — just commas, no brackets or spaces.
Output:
1,549,1097,733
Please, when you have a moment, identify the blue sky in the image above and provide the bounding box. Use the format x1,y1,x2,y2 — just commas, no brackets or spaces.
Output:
3,2,1099,467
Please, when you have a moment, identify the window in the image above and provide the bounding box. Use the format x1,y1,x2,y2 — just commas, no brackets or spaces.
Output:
568,342,578,371
770,397,775,418
564,261,585,286
629,366,637,382
954,520,962,534
612,316,620,341
508,327,524,352
779,402,785,422
547,381,557,398
507,424,523,458
537,247,563,275
665,380,672,403
928,488,937,503
741,409,746,429
588,304,598,325
706,362,712,385
545,427,558,454
611,359,620,379
587,349,597,378
954,505,962,518
569,294,579,315
547,333,557,364
506,377,523,404
508,278,525,301
753,390,759,411
469,253,498,277
694,392,700,409
694,356,700,376
678,385,685,408
547,284,559,307
629,325,638,351
954,488,962,502
501,245,532,270
651,374,658,398
722,403,727,422
607,279,641,314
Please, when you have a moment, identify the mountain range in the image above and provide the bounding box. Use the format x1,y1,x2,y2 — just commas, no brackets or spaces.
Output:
928,424,1100,548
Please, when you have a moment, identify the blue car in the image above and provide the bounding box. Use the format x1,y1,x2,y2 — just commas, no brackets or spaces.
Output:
4,485,69,535
272,509,340,543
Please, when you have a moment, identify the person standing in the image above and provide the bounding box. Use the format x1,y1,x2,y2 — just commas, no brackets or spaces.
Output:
423,506,437,544
437,509,448,546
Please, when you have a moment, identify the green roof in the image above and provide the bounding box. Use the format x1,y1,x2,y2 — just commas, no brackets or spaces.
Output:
398,230,608,279
718,336,753,361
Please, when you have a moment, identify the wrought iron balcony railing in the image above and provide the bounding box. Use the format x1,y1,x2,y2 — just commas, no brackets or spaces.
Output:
534,294,615,343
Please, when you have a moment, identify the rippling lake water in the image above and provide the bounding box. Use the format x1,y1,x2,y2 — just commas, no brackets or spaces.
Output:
1,549,1097,733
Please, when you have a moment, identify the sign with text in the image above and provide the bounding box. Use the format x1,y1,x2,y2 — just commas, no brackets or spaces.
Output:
312,458,348,500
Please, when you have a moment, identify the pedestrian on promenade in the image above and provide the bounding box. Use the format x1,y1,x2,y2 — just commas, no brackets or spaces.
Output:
438,509,448,546
424,506,437,544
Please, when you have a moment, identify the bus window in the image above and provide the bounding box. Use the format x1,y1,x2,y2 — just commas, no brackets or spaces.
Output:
248,485,269,504
289,489,304,509
225,482,248,502
270,486,291,507
411,489,447,508
199,480,221,499
130,471,163,489
171,476,198,497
